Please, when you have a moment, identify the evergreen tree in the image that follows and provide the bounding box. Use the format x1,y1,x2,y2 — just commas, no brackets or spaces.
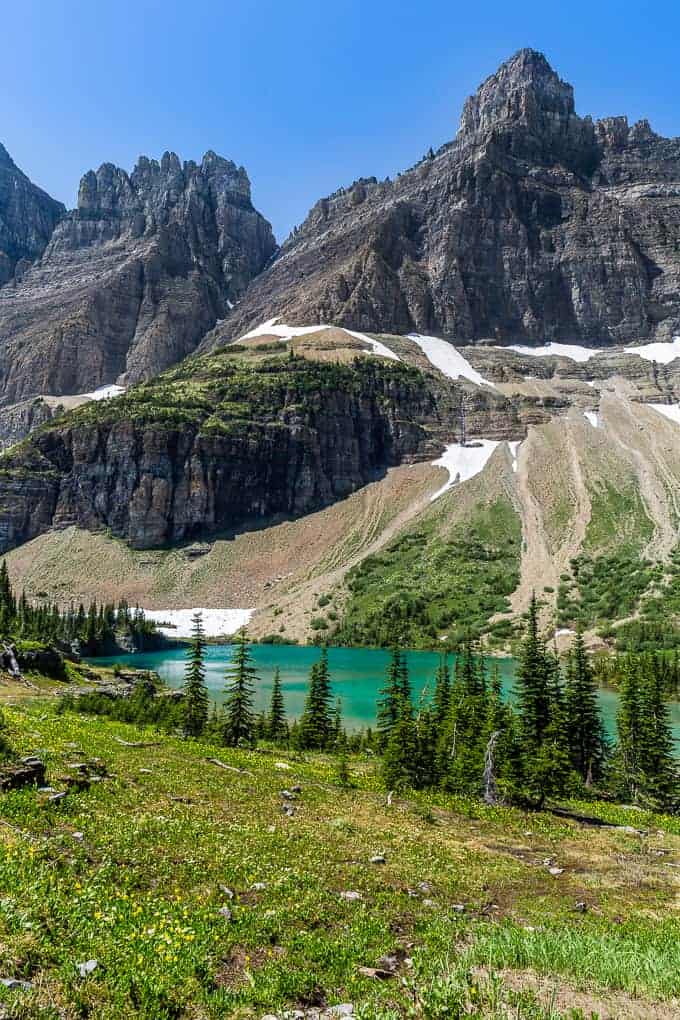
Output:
182,611,209,737
516,594,551,748
222,629,257,747
376,648,408,749
267,667,288,742
565,629,607,784
382,695,418,790
297,649,333,749
433,655,451,724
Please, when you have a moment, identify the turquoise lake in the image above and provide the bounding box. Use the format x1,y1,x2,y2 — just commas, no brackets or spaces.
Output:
90,643,680,747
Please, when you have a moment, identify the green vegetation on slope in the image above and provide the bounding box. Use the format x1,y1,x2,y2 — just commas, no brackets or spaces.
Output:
0,705,679,1019
556,553,659,631
334,498,521,649
583,478,654,557
615,545,680,650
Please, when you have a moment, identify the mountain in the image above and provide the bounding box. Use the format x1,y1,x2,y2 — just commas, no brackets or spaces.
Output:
0,150,276,405
205,48,680,348
0,142,64,285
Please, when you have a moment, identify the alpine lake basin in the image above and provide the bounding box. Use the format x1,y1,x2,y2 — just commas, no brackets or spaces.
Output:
89,642,680,747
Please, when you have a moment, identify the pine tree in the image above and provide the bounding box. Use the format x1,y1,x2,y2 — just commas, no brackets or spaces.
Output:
433,655,451,724
382,695,418,790
516,593,551,748
565,629,607,784
638,662,676,805
377,648,408,749
267,667,288,742
182,611,209,737
297,649,333,749
222,629,257,747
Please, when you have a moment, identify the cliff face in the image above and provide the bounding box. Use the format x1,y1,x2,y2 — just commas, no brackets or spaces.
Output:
208,49,680,348
0,347,520,553
0,151,276,405
0,143,65,286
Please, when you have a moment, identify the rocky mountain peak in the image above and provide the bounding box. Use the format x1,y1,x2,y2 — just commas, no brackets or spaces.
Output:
0,142,65,285
458,48,597,173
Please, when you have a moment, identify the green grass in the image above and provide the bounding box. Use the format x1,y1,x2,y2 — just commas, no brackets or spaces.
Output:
556,553,658,630
1,705,677,1018
584,479,653,557
334,498,521,649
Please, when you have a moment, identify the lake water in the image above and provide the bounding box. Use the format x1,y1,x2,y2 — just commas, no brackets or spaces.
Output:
90,643,680,747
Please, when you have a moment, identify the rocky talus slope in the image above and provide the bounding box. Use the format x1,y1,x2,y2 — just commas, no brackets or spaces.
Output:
206,48,680,348
0,150,275,405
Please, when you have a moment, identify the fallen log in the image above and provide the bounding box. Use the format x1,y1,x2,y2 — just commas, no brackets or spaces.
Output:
206,757,254,777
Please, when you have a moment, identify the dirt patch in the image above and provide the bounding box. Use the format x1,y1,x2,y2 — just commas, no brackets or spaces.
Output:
214,944,286,989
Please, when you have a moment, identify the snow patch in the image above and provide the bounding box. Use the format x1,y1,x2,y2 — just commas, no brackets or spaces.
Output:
408,333,496,388
430,440,500,501
650,403,680,426
583,411,600,428
501,342,603,363
555,628,575,638
238,320,400,361
226,299,234,310
624,337,680,364
143,608,254,639
86,385,126,401
508,440,521,472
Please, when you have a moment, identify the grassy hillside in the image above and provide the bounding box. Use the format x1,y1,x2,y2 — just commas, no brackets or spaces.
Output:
334,497,521,649
1,705,678,1019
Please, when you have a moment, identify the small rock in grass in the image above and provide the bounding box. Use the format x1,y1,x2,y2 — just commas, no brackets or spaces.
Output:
548,866,564,877
138,768,153,774
452,903,466,913
417,881,432,894
217,906,232,920
280,789,297,801
274,761,291,770
358,965,394,980
339,890,362,902
0,978,33,990
218,885,234,899
370,854,386,865
251,882,267,891
422,898,436,908
325,1006,354,1017
282,804,296,817
261,1015,279,1020
72,832,84,842
574,901,587,913
291,785,302,794
76,959,98,977
47,792,67,803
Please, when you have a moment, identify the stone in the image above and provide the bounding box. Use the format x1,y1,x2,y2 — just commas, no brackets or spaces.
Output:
251,882,267,891
548,867,564,876
0,758,45,792
339,891,362,902
0,978,33,990
369,854,386,864
218,885,235,899
217,906,232,920
76,959,98,977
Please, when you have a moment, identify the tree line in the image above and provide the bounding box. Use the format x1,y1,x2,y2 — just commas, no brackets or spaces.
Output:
0,561,159,654
63,597,678,812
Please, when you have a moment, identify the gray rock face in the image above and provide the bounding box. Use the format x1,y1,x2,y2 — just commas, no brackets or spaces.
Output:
0,143,65,285
209,48,680,349
0,150,276,405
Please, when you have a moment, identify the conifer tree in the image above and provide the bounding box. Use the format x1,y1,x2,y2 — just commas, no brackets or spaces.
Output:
382,695,418,790
222,629,257,747
267,667,288,742
516,593,551,747
297,648,333,749
433,655,452,724
565,629,607,784
182,611,209,737
377,648,408,749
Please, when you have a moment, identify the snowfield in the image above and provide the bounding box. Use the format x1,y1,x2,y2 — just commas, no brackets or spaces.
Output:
239,320,401,361
408,333,496,388
143,608,254,639
430,440,500,501
502,342,603,363
583,411,600,428
625,337,680,364
650,403,680,426
87,384,126,401
508,440,522,472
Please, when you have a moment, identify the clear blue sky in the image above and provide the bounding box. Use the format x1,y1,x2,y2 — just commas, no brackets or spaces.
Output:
3,0,680,241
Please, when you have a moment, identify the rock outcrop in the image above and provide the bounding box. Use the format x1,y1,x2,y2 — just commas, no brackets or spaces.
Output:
0,150,276,405
0,345,525,553
207,48,680,348
0,143,64,286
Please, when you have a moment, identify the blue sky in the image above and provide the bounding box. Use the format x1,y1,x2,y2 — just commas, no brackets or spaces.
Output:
3,0,680,241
